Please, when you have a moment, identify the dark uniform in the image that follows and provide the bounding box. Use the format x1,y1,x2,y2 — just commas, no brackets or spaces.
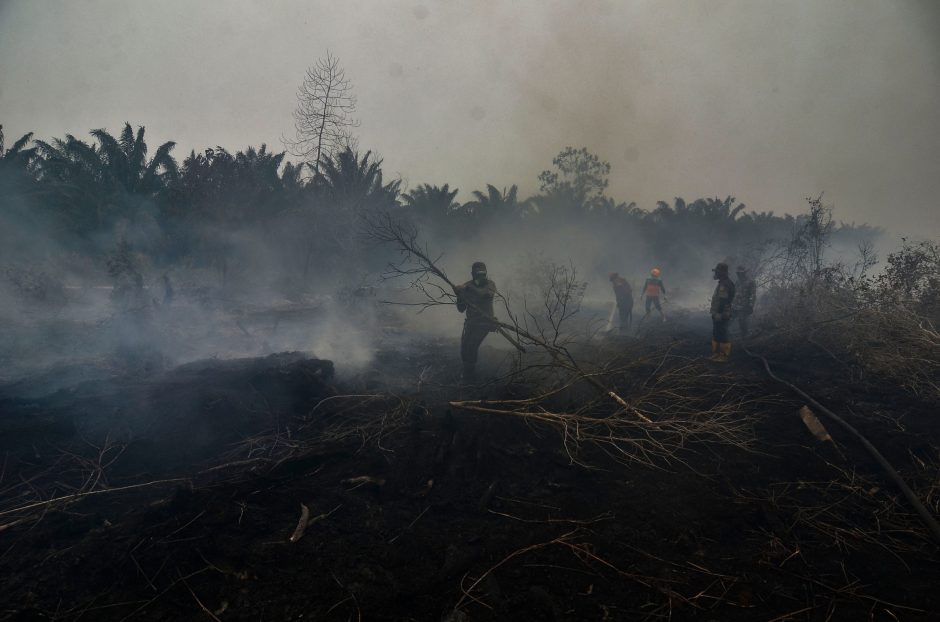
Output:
456,262,497,379
608,273,633,332
733,267,757,337
710,263,736,362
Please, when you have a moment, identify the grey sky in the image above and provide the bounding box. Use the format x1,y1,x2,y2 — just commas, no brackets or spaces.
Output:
1,0,938,236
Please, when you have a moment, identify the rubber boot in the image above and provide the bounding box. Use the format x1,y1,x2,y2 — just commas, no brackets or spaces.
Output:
716,342,732,363
709,340,721,361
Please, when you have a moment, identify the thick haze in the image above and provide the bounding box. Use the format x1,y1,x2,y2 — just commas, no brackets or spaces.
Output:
1,0,938,236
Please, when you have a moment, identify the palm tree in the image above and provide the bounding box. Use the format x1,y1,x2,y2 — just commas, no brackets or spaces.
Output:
286,148,399,282
0,126,44,261
34,123,177,197
0,125,39,200
32,123,178,237
90,123,178,195
314,147,400,209
0,125,37,171
401,183,459,224
168,144,306,280
462,184,522,221
592,196,639,219
279,160,305,197
684,196,746,222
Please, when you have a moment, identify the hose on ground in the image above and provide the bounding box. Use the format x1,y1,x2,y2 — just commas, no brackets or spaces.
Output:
741,342,940,546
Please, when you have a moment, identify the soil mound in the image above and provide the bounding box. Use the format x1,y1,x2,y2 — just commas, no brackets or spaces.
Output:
0,353,335,479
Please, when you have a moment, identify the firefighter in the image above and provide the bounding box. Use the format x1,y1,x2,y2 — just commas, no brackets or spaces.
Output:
640,268,667,322
734,266,757,337
455,261,497,380
710,262,736,362
608,272,633,333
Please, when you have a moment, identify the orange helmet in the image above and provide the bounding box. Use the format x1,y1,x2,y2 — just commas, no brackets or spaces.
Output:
650,268,661,277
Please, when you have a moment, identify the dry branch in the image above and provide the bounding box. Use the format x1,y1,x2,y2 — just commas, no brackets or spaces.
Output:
447,355,760,469
369,214,649,421
0,477,191,519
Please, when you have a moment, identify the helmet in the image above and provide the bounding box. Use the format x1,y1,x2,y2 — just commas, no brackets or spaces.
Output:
650,268,661,278
713,262,729,275
608,272,619,281
471,261,487,276
736,265,748,274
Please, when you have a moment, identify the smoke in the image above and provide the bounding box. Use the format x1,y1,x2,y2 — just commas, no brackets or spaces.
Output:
358,0,940,238
1,1,936,392
3,2,937,236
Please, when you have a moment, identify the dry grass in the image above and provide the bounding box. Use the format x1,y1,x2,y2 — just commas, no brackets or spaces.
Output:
451,344,774,470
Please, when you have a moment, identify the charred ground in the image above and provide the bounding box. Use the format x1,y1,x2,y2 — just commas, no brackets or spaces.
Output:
1,310,938,622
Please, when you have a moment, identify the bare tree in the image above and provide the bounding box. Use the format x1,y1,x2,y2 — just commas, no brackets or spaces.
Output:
284,51,360,174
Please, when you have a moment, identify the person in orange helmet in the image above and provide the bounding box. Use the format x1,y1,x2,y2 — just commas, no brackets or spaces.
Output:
640,268,667,322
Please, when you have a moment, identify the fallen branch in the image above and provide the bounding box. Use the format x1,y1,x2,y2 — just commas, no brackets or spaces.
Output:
309,504,342,527
289,503,311,543
289,502,343,545
388,505,430,544
184,578,222,622
454,529,579,611
0,518,26,533
369,214,646,420
0,477,191,519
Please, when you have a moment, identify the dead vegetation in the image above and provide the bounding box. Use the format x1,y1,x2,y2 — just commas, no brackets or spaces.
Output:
371,214,766,470
754,199,940,402
2,310,939,620
0,210,938,619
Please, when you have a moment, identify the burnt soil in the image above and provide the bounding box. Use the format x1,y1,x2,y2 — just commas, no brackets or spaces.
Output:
1,320,939,621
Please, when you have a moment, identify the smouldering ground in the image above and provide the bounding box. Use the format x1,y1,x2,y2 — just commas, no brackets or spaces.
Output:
1,311,939,621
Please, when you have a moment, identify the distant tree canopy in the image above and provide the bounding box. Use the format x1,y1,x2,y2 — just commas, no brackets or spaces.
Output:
0,125,882,292
537,146,611,213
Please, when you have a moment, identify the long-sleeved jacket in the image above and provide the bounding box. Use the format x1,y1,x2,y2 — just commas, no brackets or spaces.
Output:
456,279,497,326
711,277,736,320
611,277,633,305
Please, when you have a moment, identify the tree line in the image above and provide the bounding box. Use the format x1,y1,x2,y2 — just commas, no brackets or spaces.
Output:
0,122,880,295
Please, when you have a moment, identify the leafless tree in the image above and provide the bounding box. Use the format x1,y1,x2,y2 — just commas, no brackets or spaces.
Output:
284,51,360,174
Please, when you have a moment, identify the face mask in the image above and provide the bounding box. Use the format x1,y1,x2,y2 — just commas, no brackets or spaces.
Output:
473,273,487,284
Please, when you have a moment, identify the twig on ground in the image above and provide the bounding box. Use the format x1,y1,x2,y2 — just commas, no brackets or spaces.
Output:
289,503,311,543
0,477,191,519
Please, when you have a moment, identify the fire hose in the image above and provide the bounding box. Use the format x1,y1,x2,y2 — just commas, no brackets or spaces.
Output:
742,343,940,546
